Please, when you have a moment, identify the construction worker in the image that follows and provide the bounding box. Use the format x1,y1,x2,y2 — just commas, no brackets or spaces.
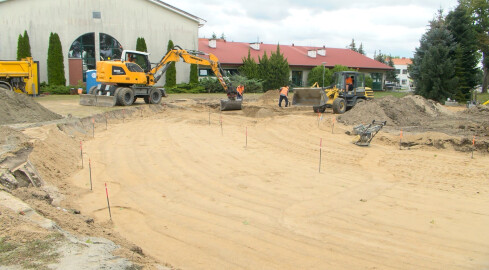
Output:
346,76,353,91
279,86,289,107
236,85,244,100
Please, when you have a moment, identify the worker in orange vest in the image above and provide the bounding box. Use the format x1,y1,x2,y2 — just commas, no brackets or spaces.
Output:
345,76,353,91
236,85,244,100
279,86,289,107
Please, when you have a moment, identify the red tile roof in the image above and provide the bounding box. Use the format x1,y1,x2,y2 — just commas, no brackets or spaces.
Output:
392,58,412,65
198,38,393,70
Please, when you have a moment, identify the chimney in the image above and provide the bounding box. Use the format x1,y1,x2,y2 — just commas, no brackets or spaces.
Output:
307,50,317,58
250,42,260,51
209,39,216,48
317,47,326,56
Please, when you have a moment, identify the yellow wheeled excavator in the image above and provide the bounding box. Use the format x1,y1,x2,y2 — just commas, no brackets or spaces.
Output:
80,46,242,110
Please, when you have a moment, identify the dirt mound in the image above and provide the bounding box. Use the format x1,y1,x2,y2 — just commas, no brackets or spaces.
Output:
338,95,449,127
0,126,30,158
258,90,280,105
0,89,62,125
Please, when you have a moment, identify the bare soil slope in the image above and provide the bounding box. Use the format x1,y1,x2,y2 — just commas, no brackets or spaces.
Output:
0,90,62,125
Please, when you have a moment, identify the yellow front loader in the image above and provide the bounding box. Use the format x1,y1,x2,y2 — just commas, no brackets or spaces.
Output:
292,71,373,114
80,46,242,110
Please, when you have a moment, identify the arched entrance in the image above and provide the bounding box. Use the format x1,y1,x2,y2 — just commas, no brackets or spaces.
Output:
68,33,123,83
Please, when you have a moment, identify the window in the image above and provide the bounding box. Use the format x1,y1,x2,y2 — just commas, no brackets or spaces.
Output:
401,79,407,85
402,69,408,74
93,12,101,19
396,69,400,74
99,33,123,61
292,71,303,87
199,69,209,76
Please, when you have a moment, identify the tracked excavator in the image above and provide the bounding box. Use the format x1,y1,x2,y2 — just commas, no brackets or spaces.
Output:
80,46,242,110
292,71,373,114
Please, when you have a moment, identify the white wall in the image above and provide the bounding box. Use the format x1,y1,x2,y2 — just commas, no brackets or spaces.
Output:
0,0,200,84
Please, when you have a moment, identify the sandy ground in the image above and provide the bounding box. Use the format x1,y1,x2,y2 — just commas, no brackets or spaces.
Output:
65,101,489,269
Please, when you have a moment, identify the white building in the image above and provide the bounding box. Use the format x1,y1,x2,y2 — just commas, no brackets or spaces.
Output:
392,58,412,90
0,0,204,85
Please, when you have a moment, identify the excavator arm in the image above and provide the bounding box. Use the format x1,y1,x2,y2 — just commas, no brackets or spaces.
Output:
150,46,237,100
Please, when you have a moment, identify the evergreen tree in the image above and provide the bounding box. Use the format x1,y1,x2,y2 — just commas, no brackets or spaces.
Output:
460,0,489,93
349,39,357,52
16,34,24,60
358,43,365,55
267,44,290,89
47,32,66,85
239,49,259,79
136,37,148,52
189,64,198,84
446,4,480,101
220,33,226,40
375,50,386,64
386,56,398,83
211,33,217,39
165,40,176,87
258,51,271,90
16,30,32,60
410,12,457,102
24,30,31,58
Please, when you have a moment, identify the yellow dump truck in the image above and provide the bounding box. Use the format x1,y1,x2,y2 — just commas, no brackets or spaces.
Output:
0,57,39,95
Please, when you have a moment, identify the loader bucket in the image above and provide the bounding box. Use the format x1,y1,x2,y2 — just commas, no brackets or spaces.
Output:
292,88,328,106
79,94,117,107
220,99,242,111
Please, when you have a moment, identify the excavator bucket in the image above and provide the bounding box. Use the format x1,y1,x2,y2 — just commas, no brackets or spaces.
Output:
79,94,117,107
220,99,242,111
292,88,328,106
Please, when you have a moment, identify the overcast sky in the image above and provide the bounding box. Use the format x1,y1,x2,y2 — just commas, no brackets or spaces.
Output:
164,0,459,58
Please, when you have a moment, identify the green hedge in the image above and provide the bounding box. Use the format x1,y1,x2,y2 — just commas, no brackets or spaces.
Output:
165,83,205,94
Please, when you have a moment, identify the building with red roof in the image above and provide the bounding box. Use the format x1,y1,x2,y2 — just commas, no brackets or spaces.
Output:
198,38,393,90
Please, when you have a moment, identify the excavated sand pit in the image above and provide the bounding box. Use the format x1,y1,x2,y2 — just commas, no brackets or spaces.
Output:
1,92,489,269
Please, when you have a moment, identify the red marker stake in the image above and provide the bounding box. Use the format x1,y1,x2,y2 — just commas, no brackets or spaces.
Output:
80,141,83,168
472,136,475,159
89,158,92,190
319,138,322,173
105,183,112,220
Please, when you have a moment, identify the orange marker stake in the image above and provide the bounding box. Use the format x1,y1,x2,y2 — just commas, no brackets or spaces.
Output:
105,183,112,220
472,135,475,159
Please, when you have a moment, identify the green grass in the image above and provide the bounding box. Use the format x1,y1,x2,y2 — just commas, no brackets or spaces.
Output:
373,91,410,99
0,233,64,269
477,92,489,103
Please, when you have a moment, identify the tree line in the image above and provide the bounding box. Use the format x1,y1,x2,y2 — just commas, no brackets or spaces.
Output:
410,1,488,102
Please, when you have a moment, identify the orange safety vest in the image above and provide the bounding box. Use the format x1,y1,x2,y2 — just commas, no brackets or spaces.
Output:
346,77,353,85
280,87,289,96
237,85,244,95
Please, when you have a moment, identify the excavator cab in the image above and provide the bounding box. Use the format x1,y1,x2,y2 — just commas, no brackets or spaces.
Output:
122,51,151,73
